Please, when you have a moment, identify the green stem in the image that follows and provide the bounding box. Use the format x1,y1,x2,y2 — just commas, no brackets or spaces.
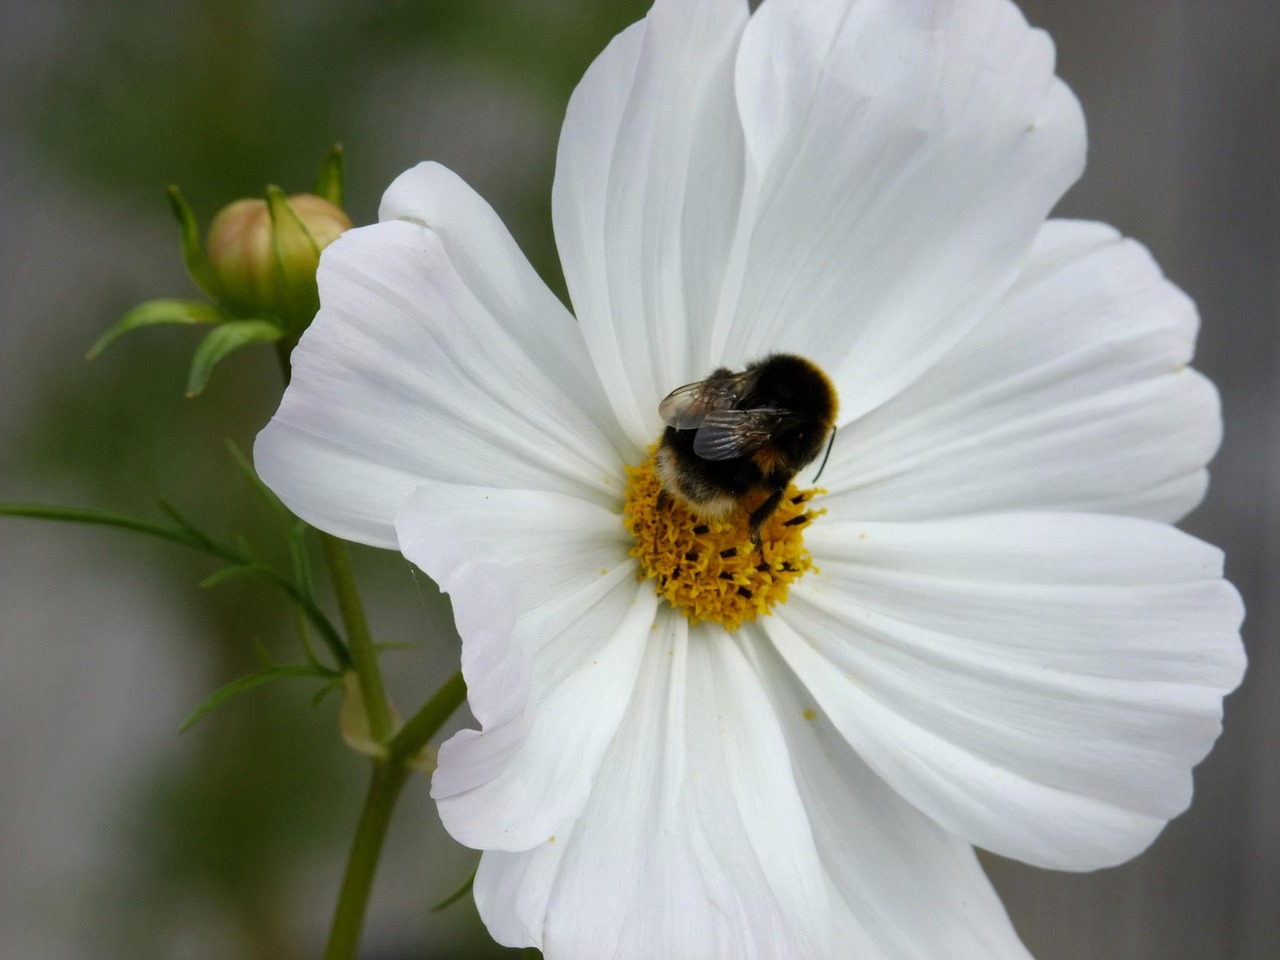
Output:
320,532,394,744
323,672,467,960
323,761,408,960
274,327,469,958
389,670,466,765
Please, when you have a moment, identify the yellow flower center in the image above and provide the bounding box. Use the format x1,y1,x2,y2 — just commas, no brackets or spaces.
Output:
623,446,823,631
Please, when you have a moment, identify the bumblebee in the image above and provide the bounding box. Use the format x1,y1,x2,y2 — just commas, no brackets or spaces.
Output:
655,353,838,545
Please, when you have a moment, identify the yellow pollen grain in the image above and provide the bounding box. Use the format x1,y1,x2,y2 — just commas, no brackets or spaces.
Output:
802,709,817,721
623,445,823,631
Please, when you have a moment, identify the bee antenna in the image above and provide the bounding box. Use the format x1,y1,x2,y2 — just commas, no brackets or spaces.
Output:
810,426,837,483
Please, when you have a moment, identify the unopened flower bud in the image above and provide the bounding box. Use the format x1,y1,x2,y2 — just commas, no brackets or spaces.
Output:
206,191,350,328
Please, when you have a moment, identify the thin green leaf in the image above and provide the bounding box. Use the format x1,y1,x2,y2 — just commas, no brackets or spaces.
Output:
179,665,323,732
189,550,347,671
310,676,342,709
0,502,207,553
266,575,350,669
430,864,478,913
251,637,277,668
224,439,292,524
87,299,225,361
166,185,223,298
232,533,260,561
294,607,321,669
275,525,327,668
163,504,350,670
287,533,322,666
198,564,256,589
0,503,351,670
155,498,231,558
313,143,345,207
287,534,310,592
186,319,282,396
290,519,316,589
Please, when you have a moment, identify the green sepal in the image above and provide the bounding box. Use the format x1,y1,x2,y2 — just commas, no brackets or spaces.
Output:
313,143,345,208
166,185,223,299
179,664,331,733
87,298,225,361
186,318,283,396
265,186,321,331
430,864,478,913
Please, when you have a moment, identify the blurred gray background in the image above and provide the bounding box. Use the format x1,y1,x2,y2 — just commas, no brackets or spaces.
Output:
0,1,1275,958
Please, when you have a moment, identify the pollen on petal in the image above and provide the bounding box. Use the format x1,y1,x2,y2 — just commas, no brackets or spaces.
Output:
623,445,822,631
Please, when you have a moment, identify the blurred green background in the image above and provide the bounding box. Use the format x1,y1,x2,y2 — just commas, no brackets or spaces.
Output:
0,1,1276,958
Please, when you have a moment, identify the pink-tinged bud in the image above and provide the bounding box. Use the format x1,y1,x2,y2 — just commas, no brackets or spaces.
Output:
206,199,275,311
206,192,351,327
286,194,350,250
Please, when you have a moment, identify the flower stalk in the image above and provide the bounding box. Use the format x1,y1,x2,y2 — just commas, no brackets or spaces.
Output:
323,761,409,960
257,175,459,960
323,671,467,960
320,531,395,746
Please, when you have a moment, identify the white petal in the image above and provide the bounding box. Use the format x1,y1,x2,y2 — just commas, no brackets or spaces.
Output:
256,163,625,548
474,838,569,949
475,616,834,959
824,220,1218,523
394,481,652,851
743,629,1034,960
553,0,750,446
718,0,1085,420
772,513,1245,870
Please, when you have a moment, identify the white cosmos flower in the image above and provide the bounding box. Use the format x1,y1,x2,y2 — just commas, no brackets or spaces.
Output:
255,0,1245,956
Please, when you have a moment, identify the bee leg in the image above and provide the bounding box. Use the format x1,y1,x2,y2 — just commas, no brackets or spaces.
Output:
747,489,784,551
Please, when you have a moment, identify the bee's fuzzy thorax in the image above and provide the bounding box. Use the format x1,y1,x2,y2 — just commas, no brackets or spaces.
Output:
746,353,839,425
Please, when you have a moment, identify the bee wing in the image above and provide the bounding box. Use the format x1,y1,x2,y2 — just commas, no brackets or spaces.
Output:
692,408,791,461
658,374,750,430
